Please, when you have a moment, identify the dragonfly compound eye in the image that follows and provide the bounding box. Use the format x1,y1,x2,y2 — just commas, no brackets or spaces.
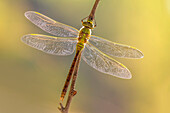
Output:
82,21,94,29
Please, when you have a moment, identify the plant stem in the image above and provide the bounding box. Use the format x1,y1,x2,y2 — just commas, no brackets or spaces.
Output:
58,0,100,112
88,0,100,21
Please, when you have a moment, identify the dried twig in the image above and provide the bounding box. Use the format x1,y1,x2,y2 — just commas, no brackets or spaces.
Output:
58,0,100,112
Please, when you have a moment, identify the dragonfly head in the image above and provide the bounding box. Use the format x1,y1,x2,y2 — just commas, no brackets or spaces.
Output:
81,17,96,29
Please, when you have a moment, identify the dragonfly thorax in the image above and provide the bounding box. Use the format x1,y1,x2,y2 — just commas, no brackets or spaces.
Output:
78,26,91,44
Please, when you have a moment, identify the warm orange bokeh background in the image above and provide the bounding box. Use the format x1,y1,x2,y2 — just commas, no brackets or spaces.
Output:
0,0,169,113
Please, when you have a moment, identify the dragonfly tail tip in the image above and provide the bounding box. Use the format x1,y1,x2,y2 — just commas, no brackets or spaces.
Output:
60,97,64,101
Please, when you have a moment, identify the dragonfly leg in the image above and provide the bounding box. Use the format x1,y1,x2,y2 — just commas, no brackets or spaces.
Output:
81,16,88,22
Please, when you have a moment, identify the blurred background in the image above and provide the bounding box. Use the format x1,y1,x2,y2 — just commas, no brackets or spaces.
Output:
0,0,170,113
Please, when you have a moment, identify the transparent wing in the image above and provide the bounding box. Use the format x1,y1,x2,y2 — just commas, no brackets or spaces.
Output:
25,11,79,37
89,35,144,59
21,34,77,56
82,43,132,79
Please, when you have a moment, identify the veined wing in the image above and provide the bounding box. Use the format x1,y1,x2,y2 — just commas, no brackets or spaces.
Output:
89,35,144,59
21,34,77,56
82,43,131,79
25,11,79,37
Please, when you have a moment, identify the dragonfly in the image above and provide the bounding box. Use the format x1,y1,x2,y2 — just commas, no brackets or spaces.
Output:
21,3,143,101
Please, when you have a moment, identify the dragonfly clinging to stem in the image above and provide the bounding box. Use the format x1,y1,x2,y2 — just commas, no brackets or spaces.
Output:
21,0,144,102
